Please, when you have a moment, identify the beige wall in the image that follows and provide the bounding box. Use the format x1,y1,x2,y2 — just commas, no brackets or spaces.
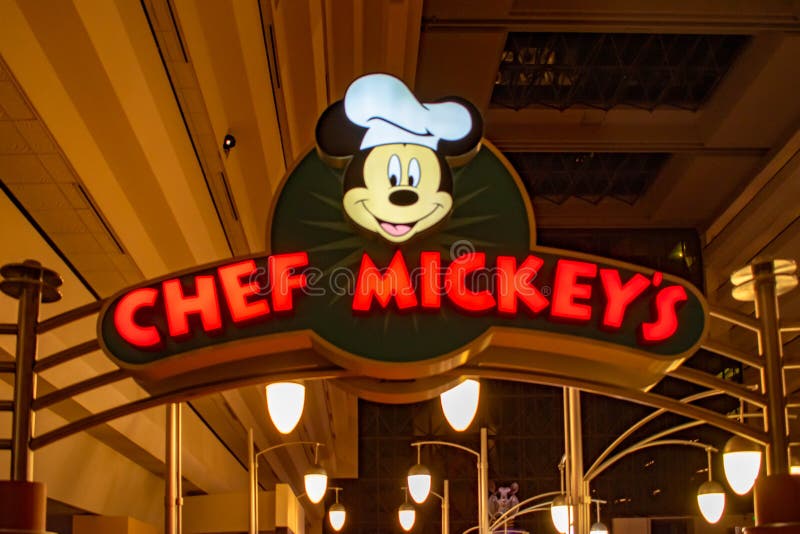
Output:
73,515,158,534
183,490,276,533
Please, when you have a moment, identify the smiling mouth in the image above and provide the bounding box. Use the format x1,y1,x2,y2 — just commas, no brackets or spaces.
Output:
358,201,442,238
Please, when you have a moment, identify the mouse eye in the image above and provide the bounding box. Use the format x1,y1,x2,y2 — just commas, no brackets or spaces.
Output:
387,154,401,187
408,158,420,187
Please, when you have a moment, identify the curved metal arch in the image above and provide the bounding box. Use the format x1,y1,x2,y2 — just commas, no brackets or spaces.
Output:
449,366,768,444
21,293,776,453
30,366,352,450
585,390,722,479
587,439,717,483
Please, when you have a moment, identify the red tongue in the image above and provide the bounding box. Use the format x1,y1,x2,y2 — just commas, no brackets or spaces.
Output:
380,222,412,236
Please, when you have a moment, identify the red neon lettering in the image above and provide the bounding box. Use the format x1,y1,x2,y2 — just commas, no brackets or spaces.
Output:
497,255,549,314
445,253,495,312
420,251,441,309
218,260,270,323
352,251,417,311
641,285,687,342
550,259,597,322
163,276,222,337
269,252,309,312
114,288,161,348
599,270,650,329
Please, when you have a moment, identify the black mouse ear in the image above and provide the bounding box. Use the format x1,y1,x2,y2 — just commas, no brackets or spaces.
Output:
436,97,484,168
315,100,366,169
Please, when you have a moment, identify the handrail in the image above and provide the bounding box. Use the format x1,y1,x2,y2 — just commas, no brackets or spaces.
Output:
255,441,324,461
781,320,800,333
701,339,762,369
32,370,129,411
709,306,760,332
34,339,100,373
668,367,766,407
37,300,105,333
30,367,350,450
491,502,551,531
410,439,480,459
587,439,717,483
454,366,769,445
489,490,561,530
585,390,721,478
0,323,16,335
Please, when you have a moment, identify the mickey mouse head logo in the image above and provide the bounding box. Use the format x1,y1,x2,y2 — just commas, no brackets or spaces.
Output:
316,74,483,244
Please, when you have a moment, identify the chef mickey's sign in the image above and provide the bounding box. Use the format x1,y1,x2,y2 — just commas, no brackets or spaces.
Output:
98,74,708,385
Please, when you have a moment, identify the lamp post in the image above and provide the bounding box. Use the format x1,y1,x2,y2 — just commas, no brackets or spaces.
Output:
409,428,489,534
248,429,327,534
428,480,450,534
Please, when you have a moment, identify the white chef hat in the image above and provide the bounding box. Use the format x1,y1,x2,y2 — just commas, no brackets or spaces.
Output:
343,73,473,151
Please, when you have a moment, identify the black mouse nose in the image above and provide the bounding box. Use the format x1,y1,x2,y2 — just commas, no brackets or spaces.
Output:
389,189,418,206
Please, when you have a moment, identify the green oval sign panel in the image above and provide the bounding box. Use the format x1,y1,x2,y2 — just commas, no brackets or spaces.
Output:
98,74,708,386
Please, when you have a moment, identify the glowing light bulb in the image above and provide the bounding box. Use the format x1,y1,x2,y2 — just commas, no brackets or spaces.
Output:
722,436,761,495
440,379,480,431
550,495,572,534
398,503,416,531
328,503,346,531
304,466,328,504
407,464,431,504
266,382,305,434
697,480,725,524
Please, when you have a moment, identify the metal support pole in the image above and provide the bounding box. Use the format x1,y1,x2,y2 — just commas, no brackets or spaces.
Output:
442,480,450,534
9,271,40,482
176,403,183,534
479,428,489,534
566,388,588,534
754,262,790,475
165,403,179,534
249,427,256,534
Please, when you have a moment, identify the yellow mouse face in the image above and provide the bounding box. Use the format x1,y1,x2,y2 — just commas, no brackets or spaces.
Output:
343,144,453,243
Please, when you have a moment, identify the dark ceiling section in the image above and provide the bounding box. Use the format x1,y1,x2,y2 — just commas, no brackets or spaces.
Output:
492,33,749,111
505,152,668,205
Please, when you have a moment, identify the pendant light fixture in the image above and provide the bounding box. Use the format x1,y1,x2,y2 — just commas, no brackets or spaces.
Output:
398,488,416,531
328,488,346,531
722,435,761,495
304,443,328,504
697,447,726,524
551,458,572,534
590,500,608,534
407,445,431,504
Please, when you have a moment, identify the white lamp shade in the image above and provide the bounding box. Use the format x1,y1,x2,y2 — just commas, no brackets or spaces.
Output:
328,503,346,531
398,504,416,531
722,436,761,495
407,464,431,504
550,496,572,534
266,382,305,434
590,522,608,534
440,379,480,431
304,467,328,504
697,481,725,524
723,451,761,495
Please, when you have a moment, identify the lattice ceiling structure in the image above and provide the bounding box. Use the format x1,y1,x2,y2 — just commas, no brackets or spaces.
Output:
505,152,669,205
492,33,749,111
